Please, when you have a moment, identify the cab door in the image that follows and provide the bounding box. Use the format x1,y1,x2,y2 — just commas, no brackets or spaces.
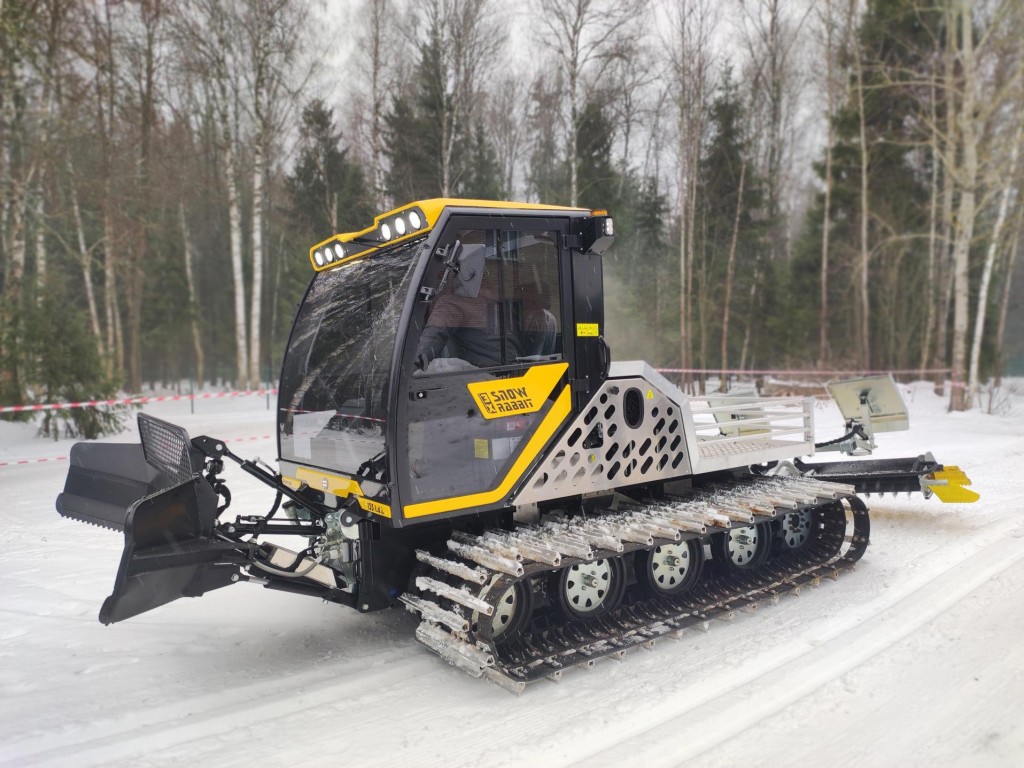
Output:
395,215,572,523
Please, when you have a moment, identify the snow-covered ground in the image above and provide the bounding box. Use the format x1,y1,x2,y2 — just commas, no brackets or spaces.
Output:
1,383,1022,767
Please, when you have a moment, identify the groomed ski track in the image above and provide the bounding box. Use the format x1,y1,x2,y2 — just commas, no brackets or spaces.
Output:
1,384,1022,767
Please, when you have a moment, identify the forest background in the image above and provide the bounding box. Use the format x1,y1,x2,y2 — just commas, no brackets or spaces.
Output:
2,0,1023,439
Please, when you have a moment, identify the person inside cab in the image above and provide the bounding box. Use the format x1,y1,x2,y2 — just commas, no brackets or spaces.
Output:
415,241,513,373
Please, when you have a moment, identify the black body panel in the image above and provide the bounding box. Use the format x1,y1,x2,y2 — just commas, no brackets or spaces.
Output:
794,455,941,495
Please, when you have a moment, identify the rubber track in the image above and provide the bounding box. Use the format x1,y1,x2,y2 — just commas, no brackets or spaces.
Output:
403,477,870,693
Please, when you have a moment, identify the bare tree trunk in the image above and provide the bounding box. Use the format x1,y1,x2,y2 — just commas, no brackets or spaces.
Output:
853,24,871,368
720,160,746,391
367,0,387,208
224,135,248,389
179,202,204,387
103,210,117,375
994,200,1023,388
677,97,690,392
818,0,838,367
249,146,264,387
670,0,713,394
69,157,104,359
207,7,249,390
1,8,34,405
124,0,160,394
949,0,978,411
921,73,940,377
33,184,46,294
932,8,958,393
1,189,28,401
538,0,644,207
967,125,1020,403
739,269,758,372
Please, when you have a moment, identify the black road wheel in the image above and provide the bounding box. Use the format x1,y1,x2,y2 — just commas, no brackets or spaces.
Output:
776,508,815,552
478,578,533,643
551,557,626,621
636,538,704,597
711,522,771,575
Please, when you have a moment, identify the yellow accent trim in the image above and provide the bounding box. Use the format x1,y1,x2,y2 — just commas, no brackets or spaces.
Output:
294,467,363,498
403,386,573,518
281,476,303,490
309,198,588,272
467,362,568,420
576,322,600,337
926,466,980,503
357,497,392,518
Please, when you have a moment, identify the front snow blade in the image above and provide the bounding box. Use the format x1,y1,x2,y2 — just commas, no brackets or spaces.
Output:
99,476,242,624
56,442,162,531
57,413,206,532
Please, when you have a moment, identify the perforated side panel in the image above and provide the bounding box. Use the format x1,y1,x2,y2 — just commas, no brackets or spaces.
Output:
513,377,693,505
138,413,194,487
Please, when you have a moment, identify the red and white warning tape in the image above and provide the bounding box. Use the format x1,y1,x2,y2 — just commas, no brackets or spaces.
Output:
0,388,278,415
656,368,953,377
0,434,273,470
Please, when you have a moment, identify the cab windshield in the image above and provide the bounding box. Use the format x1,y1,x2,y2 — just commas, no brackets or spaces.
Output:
278,238,423,477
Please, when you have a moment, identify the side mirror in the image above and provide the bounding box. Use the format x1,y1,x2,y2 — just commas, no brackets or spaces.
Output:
453,243,486,299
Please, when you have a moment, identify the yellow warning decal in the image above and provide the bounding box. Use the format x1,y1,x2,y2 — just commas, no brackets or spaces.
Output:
467,362,567,420
356,497,392,518
474,439,490,459
576,322,600,337
924,466,980,503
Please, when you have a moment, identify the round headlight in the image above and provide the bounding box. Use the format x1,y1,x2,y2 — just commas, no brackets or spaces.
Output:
408,211,422,229
314,250,325,267
333,243,345,259
395,216,407,236
380,223,392,241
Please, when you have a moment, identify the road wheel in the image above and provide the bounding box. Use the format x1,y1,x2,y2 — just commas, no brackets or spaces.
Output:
711,523,771,575
636,539,703,597
777,508,814,552
551,557,626,621
478,578,533,644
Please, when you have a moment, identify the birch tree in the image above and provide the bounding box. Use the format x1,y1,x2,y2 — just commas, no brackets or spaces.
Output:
176,0,249,389
535,0,647,207
0,0,37,406
353,0,406,209
968,122,1020,403
667,0,718,392
241,0,308,387
738,0,809,264
946,0,1022,410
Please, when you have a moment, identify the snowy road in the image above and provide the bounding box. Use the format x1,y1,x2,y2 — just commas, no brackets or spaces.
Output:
1,384,1022,767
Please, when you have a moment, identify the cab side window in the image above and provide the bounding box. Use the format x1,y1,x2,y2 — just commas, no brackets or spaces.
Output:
414,228,561,375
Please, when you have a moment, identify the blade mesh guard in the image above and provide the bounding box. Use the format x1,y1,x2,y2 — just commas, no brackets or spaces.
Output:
138,413,197,486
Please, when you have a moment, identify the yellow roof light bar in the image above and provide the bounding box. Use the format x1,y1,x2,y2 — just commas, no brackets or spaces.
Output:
308,198,588,272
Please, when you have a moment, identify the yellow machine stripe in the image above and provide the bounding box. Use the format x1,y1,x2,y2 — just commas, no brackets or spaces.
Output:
403,386,573,518
292,467,363,498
